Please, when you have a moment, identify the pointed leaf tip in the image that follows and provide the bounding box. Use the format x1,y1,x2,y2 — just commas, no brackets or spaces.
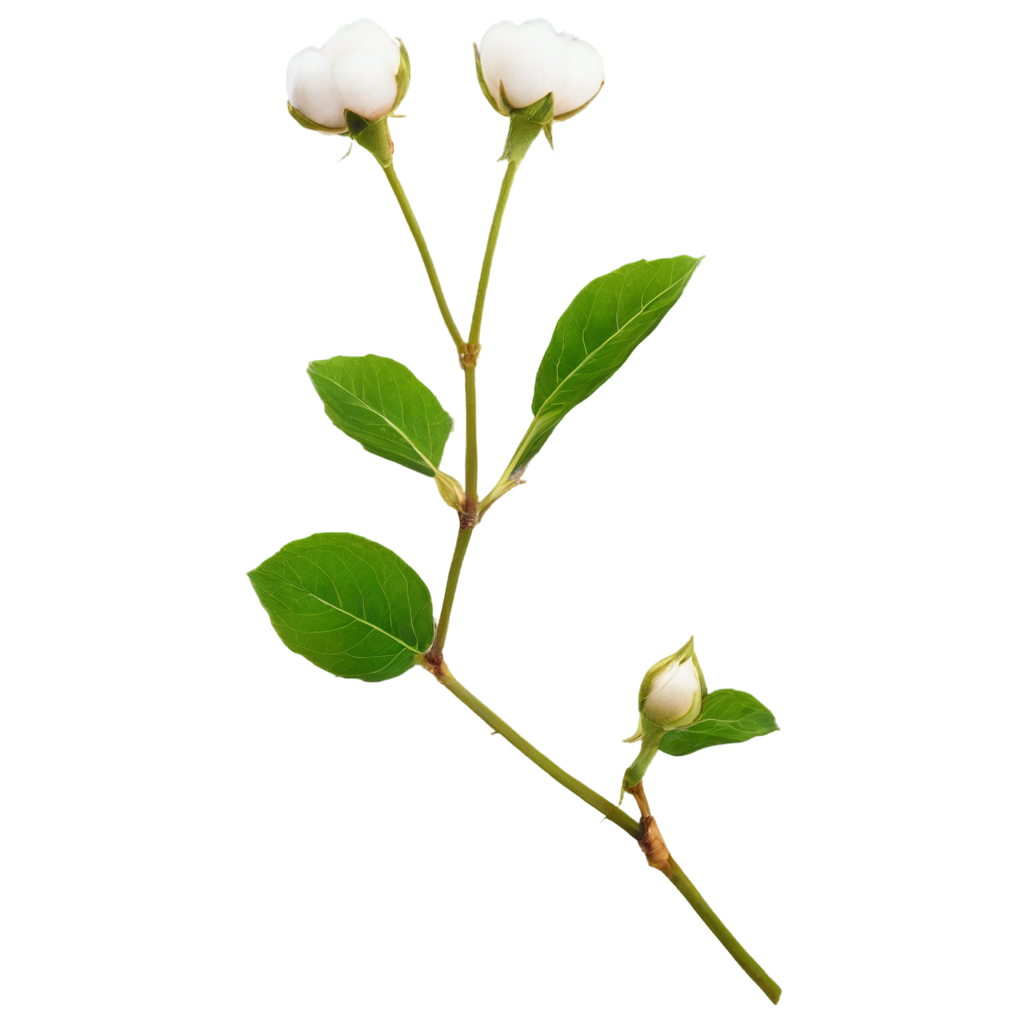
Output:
308,354,452,477
509,256,702,473
659,689,779,757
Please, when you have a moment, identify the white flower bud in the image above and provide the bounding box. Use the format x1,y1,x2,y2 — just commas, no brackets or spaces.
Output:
476,18,604,119
286,19,406,134
642,656,702,729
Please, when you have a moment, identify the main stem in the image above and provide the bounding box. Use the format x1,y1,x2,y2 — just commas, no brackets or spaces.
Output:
382,163,465,353
430,527,472,658
430,161,520,660
436,663,642,837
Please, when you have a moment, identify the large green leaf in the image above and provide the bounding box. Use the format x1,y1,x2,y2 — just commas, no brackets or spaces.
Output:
248,533,434,682
514,256,702,472
659,689,779,757
308,354,452,477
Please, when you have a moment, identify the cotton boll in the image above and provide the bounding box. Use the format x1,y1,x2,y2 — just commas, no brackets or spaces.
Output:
322,19,400,72
502,19,565,108
477,18,603,118
479,20,562,109
554,38,604,116
287,46,347,129
331,49,399,121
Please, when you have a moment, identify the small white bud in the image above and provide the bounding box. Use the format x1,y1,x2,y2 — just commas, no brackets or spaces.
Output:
642,656,702,729
286,19,405,133
476,19,604,119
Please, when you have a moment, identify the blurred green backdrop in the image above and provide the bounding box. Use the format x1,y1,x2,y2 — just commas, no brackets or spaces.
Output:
2,2,1024,1024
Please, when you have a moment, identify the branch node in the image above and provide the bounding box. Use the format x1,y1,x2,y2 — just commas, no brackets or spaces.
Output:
421,646,446,679
459,495,479,531
638,815,671,873
630,783,670,870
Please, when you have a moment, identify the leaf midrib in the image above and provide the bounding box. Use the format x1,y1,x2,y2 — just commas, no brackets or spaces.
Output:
690,714,775,729
534,270,683,420
261,566,424,654
311,368,440,475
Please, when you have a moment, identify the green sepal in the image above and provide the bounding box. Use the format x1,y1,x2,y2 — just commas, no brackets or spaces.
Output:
287,102,349,136
394,39,411,111
346,111,394,167
659,689,780,758
505,88,552,123
499,92,554,163
474,43,507,114
552,82,604,122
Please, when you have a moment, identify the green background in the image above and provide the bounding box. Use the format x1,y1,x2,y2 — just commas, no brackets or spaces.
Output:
3,1,1016,1021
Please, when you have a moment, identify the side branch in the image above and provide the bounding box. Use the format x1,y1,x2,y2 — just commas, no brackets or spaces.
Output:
467,160,519,351
382,163,466,353
423,671,781,1003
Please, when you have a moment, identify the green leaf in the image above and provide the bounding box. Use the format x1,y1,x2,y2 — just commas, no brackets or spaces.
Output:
308,354,452,477
659,689,779,757
514,256,702,472
248,533,434,682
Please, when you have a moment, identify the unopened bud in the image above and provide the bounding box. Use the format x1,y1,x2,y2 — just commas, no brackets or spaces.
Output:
434,472,466,512
639,640,705,729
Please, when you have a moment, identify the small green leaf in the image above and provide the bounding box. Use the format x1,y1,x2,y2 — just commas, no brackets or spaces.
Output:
308,354,452,477
248,533,434,682
514,256,702,472
659,689,779,757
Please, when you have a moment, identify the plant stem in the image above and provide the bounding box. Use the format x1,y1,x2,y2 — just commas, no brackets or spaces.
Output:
430,664,781,1004
468,160,519,351
435,663,642,838
382,163,465,353
664,855,782,1005
430,161,521,656
464,365,478,500
430,527,473,657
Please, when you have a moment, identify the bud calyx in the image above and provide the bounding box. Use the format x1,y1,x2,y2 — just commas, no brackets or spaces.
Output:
638,638,706,729
285,19,411,166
